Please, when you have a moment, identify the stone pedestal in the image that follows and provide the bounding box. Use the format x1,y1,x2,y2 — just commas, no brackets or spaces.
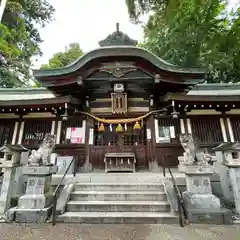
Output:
227,166,240,223
179,164,232,224
222,157,240,223
214,151,234,204
7,165,58,223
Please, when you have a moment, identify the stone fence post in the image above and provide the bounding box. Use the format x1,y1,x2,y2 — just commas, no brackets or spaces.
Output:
214,143,240,224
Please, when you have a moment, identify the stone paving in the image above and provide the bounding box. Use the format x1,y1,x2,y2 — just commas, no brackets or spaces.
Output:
0,224,239,240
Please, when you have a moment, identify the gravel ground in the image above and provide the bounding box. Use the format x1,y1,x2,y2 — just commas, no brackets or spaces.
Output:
0,224,239,240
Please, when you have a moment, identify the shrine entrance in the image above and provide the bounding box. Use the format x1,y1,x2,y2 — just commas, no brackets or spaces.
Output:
91,121,148,171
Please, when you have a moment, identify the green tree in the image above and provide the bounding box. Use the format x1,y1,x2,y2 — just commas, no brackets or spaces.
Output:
41,43,84,69
126,0,240,83
0,0,55,87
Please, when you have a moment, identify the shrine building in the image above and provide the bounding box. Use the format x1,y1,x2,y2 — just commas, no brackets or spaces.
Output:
1,25,240,173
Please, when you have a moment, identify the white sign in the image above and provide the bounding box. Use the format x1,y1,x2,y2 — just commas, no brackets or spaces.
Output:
89,128,94,145
147,128,151,140
170,126,175,138
70,127,85,144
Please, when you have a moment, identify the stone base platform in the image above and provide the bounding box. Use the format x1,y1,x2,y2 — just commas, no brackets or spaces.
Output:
51,171,184,186
6,206,52,223
186,208,232,224
233,219,240,224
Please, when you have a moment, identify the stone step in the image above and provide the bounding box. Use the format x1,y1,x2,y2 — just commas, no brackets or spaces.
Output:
74,183,165,192
66,200,170,212
57,211,178,224
71,191,167,201
72,173,166,183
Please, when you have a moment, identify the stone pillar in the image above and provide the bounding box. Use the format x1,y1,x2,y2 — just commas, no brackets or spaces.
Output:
228,167,240,223
214,142,240,223
0,162,19,215
214,151,234,204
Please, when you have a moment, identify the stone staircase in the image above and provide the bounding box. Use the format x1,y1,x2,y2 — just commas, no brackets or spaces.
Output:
57,175,178,224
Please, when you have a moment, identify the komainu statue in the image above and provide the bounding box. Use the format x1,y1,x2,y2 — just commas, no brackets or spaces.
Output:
28,134,56,166
179,133,211,165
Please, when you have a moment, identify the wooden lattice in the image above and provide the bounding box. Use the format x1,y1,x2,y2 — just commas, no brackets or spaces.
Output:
0,119,15,145
22,119,52,146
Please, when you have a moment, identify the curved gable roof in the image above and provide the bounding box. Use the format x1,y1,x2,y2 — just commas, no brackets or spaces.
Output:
33,46,205,79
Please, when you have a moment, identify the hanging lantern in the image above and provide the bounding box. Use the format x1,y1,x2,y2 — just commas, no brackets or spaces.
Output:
116,123,123,132
133,121,141,131
171,100,179,119
98,123,105,132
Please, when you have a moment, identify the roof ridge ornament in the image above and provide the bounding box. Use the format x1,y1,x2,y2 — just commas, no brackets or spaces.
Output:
116,22,120,32
99,23,138,47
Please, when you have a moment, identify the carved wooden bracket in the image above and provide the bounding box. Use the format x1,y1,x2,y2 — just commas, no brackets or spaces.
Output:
111,92,127,114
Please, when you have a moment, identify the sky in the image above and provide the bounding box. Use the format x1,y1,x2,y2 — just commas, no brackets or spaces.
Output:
34,0,239,68
34,0,147,68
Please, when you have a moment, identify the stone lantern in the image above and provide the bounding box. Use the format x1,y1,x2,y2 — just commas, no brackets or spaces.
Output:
0,142,28,166
214,142,240,223
0,142,28,216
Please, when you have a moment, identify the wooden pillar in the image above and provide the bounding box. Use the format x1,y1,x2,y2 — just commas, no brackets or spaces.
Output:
223,113,231,142
181,111,189,134
17,121,25,144
186,118,192,134
227,117,235,142
220,113,229,142
149,115,162,172
146,115,154,169
83,116,93,172
56,120,62,144
172,116,180,143
180,118,186,134
154,118,160,144
51,120,56,136
11,121,19,145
